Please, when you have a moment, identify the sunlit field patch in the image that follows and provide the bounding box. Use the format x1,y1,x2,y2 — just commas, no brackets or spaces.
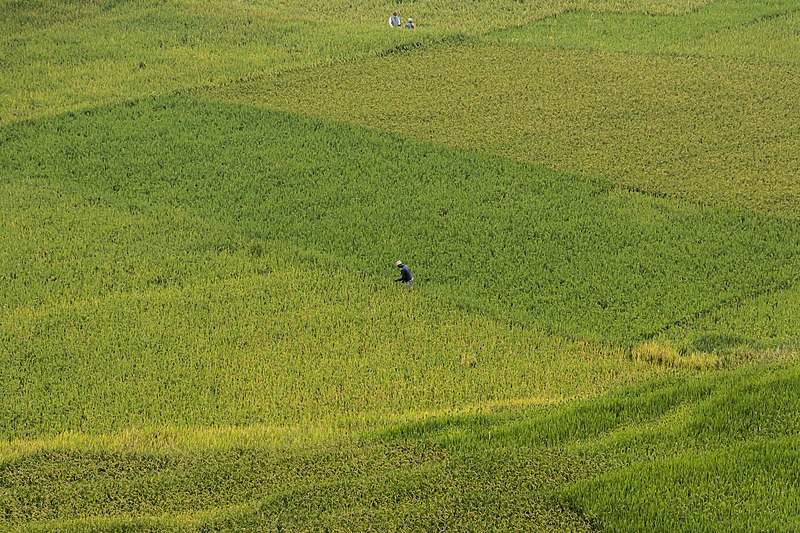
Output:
0,0,421,123
1,239,661,442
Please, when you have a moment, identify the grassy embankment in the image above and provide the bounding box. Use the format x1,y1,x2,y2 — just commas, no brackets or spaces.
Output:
2,0,799,530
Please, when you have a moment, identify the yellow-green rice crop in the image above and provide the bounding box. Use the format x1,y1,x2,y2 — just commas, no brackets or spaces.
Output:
3,1,800,530
1,0,718,123
4,359,798,530
212,42,800,218
1,238,661,442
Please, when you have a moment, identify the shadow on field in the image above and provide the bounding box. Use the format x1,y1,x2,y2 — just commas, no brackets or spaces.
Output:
689,334,763,355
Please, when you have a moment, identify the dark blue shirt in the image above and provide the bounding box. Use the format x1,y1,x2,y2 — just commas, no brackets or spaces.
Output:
396,265,413,282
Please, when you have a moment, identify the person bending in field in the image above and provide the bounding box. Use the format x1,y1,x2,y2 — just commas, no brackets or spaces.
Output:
405,17,416,29
389,11,401,27
395,260,414,288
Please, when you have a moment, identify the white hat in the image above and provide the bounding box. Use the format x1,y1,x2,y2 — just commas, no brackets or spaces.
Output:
408,18,413,22
396,260,403,266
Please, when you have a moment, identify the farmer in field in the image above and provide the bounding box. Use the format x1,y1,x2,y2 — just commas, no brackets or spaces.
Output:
405,18,416,29
389,11,401,28
395,260,414,288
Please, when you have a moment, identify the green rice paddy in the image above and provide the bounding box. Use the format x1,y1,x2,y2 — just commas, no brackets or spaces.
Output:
1,0,798,530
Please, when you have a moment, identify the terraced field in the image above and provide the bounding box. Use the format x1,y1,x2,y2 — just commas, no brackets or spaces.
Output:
2,0,798,530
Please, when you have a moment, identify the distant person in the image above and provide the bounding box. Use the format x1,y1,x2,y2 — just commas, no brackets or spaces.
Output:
389,11,401,28
395,260,414,288
405,17,416,29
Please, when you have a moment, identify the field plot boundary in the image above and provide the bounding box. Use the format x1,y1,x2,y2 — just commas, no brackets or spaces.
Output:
639,274,800,343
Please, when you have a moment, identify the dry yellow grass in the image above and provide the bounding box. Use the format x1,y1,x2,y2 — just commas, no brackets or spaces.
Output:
632,341,719,371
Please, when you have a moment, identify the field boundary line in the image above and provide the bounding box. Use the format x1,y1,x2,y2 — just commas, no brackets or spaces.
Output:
729,5,800,29
481,0,800,68
637,275,800,344
177,31,482,103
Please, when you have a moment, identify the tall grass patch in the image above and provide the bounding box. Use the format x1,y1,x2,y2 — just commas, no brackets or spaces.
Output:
567,437,800,532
